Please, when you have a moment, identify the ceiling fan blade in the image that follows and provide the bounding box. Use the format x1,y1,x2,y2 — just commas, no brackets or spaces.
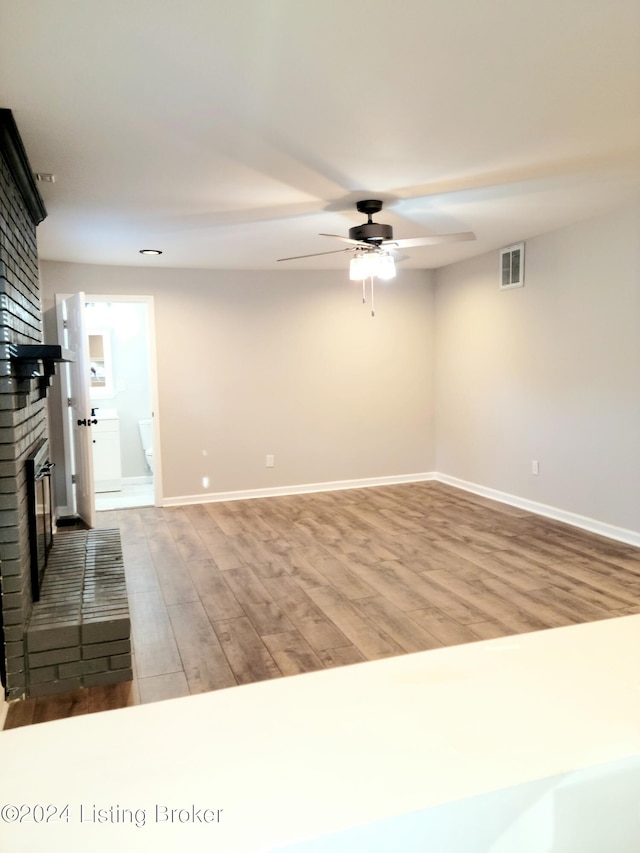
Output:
319,233,367,247
385,231,476,249
388,250,410,263
277,247,355,262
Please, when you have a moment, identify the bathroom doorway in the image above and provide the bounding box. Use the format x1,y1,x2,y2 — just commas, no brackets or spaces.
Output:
85,296,161,511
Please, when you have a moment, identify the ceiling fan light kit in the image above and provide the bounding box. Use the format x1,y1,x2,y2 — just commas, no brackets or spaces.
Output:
277,198,475,316
349,251,396,282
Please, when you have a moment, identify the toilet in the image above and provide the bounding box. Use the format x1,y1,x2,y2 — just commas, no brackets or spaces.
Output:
138,418,154,474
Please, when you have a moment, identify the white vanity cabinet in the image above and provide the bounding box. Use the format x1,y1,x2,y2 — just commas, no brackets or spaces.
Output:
92,410,122,492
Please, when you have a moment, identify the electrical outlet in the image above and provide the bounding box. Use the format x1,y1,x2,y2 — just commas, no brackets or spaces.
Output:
532,460,540,475
266,455,274,468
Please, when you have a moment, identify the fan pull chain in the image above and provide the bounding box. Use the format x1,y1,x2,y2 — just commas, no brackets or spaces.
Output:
356,276,377,317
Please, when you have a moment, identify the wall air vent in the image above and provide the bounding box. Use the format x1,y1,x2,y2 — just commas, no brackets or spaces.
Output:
500,242,525,290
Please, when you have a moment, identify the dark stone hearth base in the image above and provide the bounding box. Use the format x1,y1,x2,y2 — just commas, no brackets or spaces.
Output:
25,529,132,697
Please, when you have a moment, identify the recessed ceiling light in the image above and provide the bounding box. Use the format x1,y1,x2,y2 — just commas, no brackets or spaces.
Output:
139,249,163,256
35,172,56,183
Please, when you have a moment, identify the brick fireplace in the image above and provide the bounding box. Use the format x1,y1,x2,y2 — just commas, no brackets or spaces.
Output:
0,110,132,702
0,109,50,700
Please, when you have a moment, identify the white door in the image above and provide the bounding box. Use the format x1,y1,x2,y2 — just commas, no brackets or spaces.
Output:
56,292,96,528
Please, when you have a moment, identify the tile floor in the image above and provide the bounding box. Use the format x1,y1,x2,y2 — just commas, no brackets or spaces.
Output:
95,481,154,511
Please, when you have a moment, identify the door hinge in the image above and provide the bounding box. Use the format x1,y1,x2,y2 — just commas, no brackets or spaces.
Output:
71,474,77,484
67,397,73,407
63,319,68,329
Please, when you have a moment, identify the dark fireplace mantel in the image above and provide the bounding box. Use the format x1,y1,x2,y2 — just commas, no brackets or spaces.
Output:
8,343,74,408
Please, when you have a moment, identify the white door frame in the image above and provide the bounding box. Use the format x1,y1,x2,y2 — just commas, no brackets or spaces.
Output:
56,292,96,528
56,292,163,511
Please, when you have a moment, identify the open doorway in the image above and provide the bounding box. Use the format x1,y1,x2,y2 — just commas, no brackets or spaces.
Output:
85,297,158,511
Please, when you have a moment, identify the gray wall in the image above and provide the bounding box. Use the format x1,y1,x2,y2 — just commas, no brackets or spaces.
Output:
40,197,640,536
434,198,640,533
40,265,436,501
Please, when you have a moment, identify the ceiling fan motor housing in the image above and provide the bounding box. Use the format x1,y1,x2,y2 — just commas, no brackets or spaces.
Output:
349,221,393,244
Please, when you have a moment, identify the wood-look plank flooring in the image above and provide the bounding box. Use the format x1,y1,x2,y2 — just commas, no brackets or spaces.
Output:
6,481,640,729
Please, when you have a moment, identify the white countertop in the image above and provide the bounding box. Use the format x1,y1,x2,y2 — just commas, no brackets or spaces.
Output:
2,615,640,852
92,407,118,420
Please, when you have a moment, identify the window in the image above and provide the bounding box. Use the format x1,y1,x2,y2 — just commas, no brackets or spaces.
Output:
500,243,525,290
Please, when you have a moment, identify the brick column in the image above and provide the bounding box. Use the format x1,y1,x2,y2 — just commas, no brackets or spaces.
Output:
0,109,48,699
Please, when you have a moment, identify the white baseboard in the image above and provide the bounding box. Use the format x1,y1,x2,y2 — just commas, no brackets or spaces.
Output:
162,472,436,507
435,473,640,548
122,476,153,486
161,469,640,548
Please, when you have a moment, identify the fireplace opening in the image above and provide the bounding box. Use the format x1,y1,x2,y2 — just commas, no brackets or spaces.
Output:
26,439,54,602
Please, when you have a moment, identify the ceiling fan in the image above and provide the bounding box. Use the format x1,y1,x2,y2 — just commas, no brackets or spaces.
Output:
277,199,476,264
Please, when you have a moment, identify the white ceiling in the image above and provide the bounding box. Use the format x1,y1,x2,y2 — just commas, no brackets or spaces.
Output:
1,0,639,272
